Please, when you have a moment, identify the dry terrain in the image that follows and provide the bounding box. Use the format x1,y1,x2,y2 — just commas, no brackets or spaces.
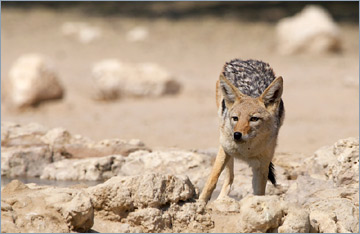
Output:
1,6,358,156
1,4,359,233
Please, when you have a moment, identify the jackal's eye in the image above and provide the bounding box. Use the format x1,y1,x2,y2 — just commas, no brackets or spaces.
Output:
250,116,260,122
231,116,238,121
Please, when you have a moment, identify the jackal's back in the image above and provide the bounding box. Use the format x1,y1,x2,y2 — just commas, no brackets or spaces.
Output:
222,59,276,98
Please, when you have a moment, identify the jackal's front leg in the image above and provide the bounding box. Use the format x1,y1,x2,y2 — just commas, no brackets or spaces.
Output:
217,155,234,200
199,146,230,202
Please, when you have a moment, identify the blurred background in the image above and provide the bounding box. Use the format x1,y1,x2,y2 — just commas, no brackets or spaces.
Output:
1,1,359,155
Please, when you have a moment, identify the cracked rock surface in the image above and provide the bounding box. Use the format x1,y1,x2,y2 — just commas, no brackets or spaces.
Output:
1,122,358,233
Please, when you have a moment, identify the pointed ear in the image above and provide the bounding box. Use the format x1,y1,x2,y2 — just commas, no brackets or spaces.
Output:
259,76,283,107
219,74,244,106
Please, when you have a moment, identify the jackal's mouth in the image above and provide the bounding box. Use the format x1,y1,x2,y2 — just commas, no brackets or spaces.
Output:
234,138,246,143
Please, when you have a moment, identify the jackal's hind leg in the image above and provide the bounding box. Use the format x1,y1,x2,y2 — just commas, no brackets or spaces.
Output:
199,146,229,202
217,156,234,200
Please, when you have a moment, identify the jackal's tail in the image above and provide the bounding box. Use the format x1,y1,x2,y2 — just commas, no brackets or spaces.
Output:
268,162,276,186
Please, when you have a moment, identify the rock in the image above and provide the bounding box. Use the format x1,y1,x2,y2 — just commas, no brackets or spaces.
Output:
276,5,341,54
87,173,213,233
309,198,359,233
272,152,307,180
126,26,149,42
1,122,149,178
91,59,181,100
1,146,53,177
282,139,359,234
1,180,94,232
1,122,48,147
305,137,359,187
2,123,358,233
40,150,209,182
121,150,211,188
282,174,359,233
90,59,125,100
88,174,195,218
309,210,337,233
237,195,284,233
278,206,310,233
41,155,125,181
126,208,171,232
92,218,142,233
207,197,241,213
1,174,214,233
283,175,335,206
167,202,214,233
6,54,64,108
61,22,101,43
207,195,309,233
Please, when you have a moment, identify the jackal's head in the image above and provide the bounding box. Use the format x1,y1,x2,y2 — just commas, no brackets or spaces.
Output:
219,74,283,144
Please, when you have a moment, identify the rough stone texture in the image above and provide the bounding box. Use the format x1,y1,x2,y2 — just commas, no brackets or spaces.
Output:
1,124,359,233
1,146,53,178
1,174,212,233
272,152,307,180
278,206,310,233
1,122,48,147
91,59,181,100
41,155,125,181
276,5,341,54
84,174,211,232
237,195,284,233
87,174,213,233
87,174,195,218
1,122,148,178
283,176,359,233
305,137,359,187
120,150,211,189
208,195,310,233
5,54,64,108
168,202,213,233
41,149,211,186
282,139,360,233
207,197,241,213
126,208,171,232
309,198,359,233
283,175,336,206
1,180,94,233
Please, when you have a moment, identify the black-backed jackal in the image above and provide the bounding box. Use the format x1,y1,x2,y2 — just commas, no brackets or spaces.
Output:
199,59,285,202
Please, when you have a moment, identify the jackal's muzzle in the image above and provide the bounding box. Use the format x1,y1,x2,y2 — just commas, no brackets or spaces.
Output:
233,132,242,141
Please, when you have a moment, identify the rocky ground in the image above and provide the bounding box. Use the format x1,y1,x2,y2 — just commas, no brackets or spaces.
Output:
1,3,359,233
1,122,359,233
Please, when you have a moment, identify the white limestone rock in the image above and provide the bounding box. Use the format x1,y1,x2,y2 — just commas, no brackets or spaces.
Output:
276,5,341,54
91,59,181,100
6,54,64,108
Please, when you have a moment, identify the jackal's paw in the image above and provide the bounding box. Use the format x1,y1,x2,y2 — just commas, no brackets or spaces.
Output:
195,199,208,211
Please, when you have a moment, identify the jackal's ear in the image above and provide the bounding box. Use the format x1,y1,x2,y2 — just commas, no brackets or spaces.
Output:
219,74,244,106
259,76,283,107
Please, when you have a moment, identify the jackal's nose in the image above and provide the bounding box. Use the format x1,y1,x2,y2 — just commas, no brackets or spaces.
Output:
234,132,242,140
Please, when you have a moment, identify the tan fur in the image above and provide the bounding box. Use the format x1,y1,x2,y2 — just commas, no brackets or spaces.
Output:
199,74,284,202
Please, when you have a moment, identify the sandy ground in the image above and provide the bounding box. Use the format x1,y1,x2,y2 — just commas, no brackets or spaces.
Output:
1,6,359,157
